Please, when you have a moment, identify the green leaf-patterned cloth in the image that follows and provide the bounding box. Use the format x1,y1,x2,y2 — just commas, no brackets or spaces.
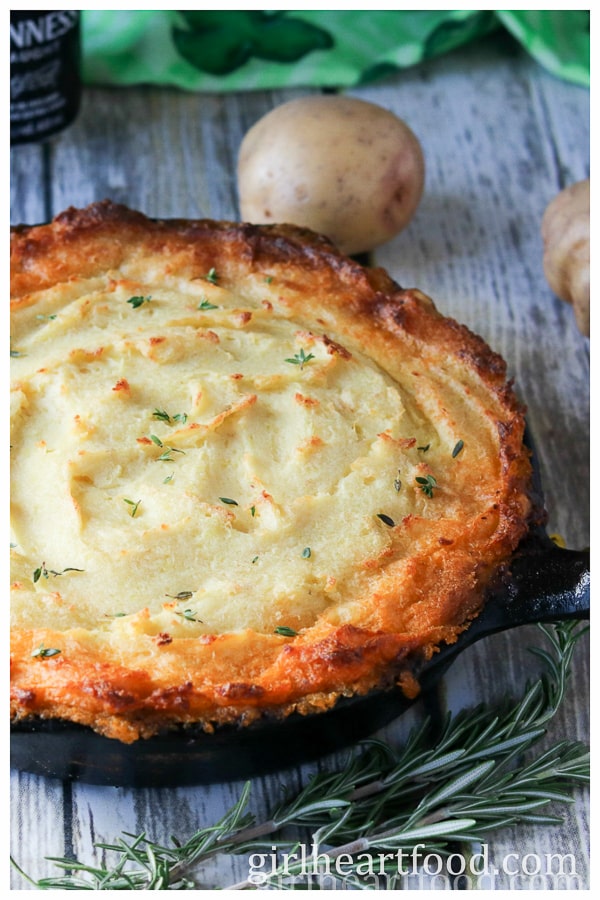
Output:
81,10,590,91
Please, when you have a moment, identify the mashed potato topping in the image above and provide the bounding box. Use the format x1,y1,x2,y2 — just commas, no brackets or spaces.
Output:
10,202,532,741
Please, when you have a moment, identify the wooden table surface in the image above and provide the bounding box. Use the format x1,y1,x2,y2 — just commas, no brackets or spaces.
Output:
10,36,590,890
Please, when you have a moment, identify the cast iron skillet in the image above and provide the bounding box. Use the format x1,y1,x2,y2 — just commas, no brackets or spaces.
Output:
11,437,589,787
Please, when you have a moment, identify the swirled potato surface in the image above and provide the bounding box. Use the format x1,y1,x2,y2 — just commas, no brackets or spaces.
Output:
10,202,532,741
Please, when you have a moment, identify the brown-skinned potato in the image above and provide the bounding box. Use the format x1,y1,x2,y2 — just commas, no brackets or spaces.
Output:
237,96,425,256
541,178,590,336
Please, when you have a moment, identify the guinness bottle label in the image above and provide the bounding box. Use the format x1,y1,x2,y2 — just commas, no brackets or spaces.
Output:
10,10,81,146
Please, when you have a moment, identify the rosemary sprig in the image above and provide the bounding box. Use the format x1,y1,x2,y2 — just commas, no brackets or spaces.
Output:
12,622,588,890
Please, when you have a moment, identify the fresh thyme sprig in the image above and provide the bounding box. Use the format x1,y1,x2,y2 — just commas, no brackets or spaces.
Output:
123,498,141,518
32,563,84,583
152,409,188,425
147,434,186,462
11,622,588,890
416,474,437,498
285,348,315,369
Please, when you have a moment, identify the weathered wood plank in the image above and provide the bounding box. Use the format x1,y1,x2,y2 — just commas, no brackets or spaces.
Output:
10,35,589,890
10,143,47,226
10,772,68,883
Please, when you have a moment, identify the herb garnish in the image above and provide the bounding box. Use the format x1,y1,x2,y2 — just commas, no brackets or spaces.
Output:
198,298,218,310
36,314,57,321
452,439,464,458
377,513,395,527
204,268,219,284
10,622,589,891
274,626,298,637
33,563,84,583
10,349,24,358
31,644,61,660
166,591,195,601
416,474,437,498
127,295,152,309
251,555,259,564
264,275,273,284
175,609,202,622
147,435,186,461
393,471,402,492
285,348,315,370
219,497,238,506
250,505,256,517
123,498,141,518
302,547,312,559
163,473,174,484
417,443,430,452
158,448,185,462
152,409,188,425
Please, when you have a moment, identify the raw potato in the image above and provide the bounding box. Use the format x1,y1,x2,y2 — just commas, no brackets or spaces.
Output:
237,95,425,256
541,179,590,336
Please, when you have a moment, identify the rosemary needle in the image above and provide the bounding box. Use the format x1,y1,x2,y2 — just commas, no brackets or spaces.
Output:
11,622,588,890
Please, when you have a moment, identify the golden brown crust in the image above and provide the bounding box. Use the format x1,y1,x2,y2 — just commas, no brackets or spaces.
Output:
10,201,533,742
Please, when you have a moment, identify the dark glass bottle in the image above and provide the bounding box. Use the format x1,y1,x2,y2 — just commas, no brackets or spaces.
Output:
10,10,81,147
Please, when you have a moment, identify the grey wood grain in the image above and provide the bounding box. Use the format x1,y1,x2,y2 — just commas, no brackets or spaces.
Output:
10,35,589,890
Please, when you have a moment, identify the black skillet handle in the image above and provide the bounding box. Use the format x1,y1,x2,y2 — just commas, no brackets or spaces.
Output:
422,536,590,686
459,535,589,649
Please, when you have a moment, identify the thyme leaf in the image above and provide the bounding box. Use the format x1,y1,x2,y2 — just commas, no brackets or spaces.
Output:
175,609,202,622
33,563,84,583
198,297,218,310
274,626,298,637
158,449,184,462
127,295,152,309
204,267,219,284
123,498,141,518
219,497,238,506
152,410,188,425
416,474,437,498
452,439,465,458
377,513,396,527
285,348,315,370
31,644,61,660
